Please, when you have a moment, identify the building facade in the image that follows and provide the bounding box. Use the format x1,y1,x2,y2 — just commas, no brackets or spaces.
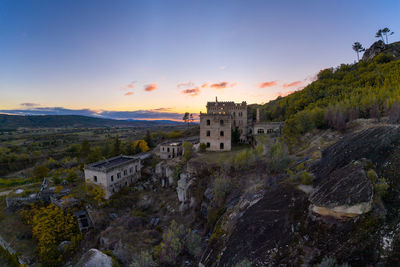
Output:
200,113,232,151
160,142,183,159
84,155,142,199
199,98,283,152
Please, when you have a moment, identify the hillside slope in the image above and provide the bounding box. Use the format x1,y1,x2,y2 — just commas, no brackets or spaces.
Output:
260,41,400,145
0,114,181,129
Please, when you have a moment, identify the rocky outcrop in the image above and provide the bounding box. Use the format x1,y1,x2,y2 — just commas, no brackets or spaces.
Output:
176,172,196,212
76,248,112,267
362,40,386,61
312,126,400,181
154,161,175,187
309,162,373,219
362,41,400,61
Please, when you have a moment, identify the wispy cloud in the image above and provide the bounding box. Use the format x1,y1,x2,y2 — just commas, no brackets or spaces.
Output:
182,88,200,96
20,103,40,107
127,83,135,89
209,82,237,89
177,81,194,88
124,91,134,96
258,81,278,88
219,66,227,70
201,82,209,88
144,83,158,92
282,81,303,89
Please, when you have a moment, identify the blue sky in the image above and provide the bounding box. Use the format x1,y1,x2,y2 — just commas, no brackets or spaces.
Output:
1,0,399,120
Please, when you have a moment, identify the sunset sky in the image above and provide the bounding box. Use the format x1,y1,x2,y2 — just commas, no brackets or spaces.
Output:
1,0,400,121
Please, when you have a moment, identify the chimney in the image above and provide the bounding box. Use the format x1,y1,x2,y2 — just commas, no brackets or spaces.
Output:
256,108,260,123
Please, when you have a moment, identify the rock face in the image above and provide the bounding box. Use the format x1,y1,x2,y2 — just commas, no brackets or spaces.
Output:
217,184,308,266
176,172,196,211
76,248,113,267
362,40,386,61
361,40,400,61
309,162,373,218
312,126,400,181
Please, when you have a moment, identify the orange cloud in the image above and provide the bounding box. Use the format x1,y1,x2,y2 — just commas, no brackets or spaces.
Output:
127,83,135,89
201,82,209,88
258,81,278,88
283,81,303,89
182,88,200,96
144,83,158,92
124,91,134,96
210,82,236,89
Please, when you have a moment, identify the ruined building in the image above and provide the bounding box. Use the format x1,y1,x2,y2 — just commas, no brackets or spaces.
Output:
200,97,283,151
84,155,143,199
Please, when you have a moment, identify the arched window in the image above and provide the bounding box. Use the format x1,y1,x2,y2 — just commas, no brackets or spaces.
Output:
206,130,210,136
220,119,224,125
220,143,224,149
207,119,210,125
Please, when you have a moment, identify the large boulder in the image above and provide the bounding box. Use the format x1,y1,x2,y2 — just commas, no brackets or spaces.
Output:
309,162,373,219
76,248,112,267
362,40,386,61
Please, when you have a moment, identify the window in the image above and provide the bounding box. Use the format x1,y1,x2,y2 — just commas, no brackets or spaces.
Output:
220,119,224,125
124,170,127,176
135,165,138,172
207,119,210,125
94,176,97,182
206,142,210,148
162,147,164,151
111,175,114,182
206,130,210,136
220,131,224,136
220,143,224,149
257,128,264,134
167,147,170,152
117,172,121,178
129,167,133,173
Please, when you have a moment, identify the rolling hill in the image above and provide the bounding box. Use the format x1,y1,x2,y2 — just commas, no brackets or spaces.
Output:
0,114,182,130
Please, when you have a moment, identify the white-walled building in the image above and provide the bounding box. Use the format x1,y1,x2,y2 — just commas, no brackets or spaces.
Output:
84,155,143,199
160,142,183,159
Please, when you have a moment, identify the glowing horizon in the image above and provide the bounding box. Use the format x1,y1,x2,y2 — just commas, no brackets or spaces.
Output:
1,0,400,120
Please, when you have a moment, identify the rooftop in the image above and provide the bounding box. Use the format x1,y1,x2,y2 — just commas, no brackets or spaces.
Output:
85,155,143,172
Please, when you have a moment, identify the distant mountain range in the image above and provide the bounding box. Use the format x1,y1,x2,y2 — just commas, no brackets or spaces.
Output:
0,114,183,130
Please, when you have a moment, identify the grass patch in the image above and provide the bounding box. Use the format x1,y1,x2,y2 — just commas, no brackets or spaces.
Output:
0,177,34,189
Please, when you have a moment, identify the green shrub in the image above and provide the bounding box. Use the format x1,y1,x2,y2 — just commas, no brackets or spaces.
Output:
300,172,314,185
199,143,207,152
235,259,252,267
131,210,147,218
130,250,156,267
213,178,231,204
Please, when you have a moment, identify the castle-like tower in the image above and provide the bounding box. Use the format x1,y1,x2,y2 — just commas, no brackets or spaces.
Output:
200,97,248,151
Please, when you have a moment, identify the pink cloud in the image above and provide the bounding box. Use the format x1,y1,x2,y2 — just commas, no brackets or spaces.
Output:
210,82,237,89
283,81,303,89
124,91,134,96
127,83,135,89
201,82,209,88
258,81,278,88
182,88,200,96
144,83,158,92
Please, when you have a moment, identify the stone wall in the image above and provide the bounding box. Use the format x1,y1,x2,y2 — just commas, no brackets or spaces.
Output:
200,113,232,151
